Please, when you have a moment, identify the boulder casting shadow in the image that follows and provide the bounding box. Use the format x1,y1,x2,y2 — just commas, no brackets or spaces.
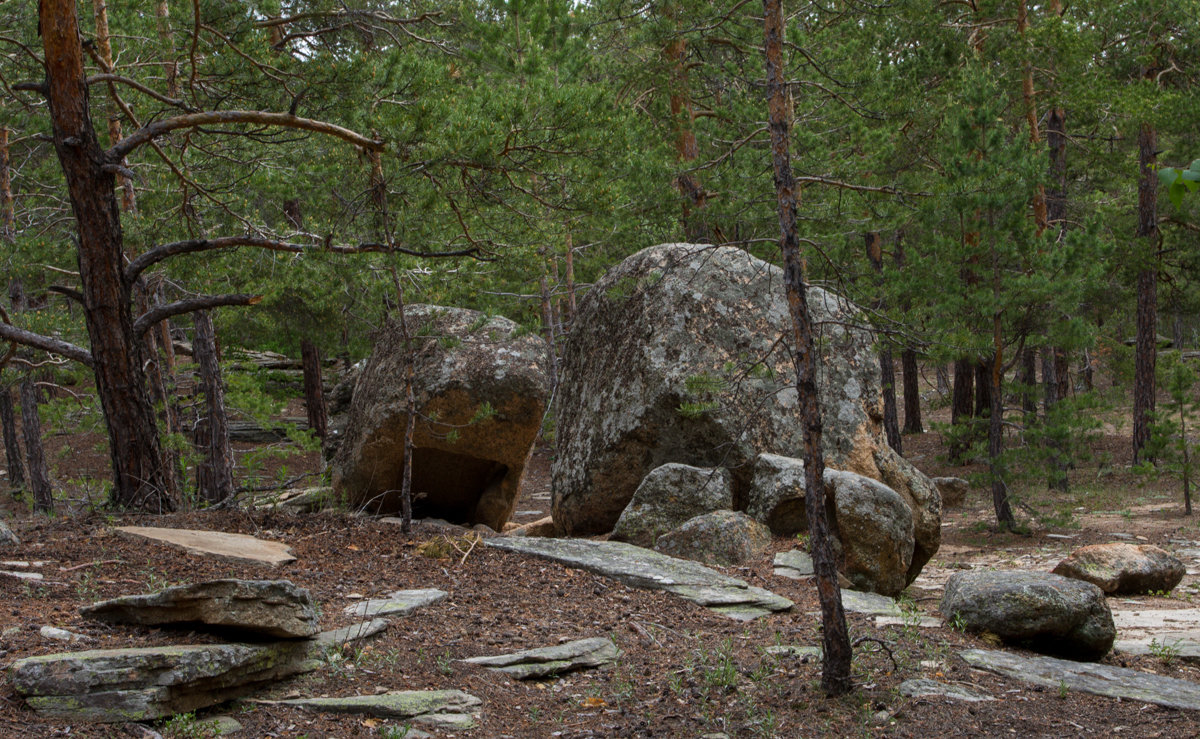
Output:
333,305,551,530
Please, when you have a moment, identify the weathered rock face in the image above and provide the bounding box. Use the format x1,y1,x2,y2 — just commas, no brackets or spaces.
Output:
333,305,551,531
80,579,319,639
610,464,732,547
1053,543,1186,595
744,454,914,595
942,570,1115,660
551,244,939,582
8,642,316,721
825,469,914,596
653,510,772,567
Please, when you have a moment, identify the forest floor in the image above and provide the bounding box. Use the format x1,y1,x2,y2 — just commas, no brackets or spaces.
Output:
3,390,1200,737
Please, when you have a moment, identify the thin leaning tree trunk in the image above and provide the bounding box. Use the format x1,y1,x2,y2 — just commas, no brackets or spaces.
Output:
763,0,851,696
19,378,52,513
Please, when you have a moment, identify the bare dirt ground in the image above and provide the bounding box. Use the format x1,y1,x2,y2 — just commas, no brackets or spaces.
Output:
3,391,1200,736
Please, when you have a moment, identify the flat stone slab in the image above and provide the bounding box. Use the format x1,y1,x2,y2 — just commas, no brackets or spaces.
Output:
81,579,319,638
460,636,619,679
344,589,447,618
271,691,480,730
841,589,902,617
39,626,89,643
313,618,390,647
113,527,295,566
773,550,814,578
876,615,942,629
899,678,994,702
1115,637,1200,661
764,645,822,660
485,537,791,621
961,648,1200,711
9,620,388,722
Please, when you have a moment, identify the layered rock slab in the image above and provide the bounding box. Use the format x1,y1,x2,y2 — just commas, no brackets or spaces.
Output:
461,637,619,679
8,621,388,722
333,305,551,530
80,579,319,639
961,648,1200,711
485,537,791,621
272,691,481,730
551,243,939,582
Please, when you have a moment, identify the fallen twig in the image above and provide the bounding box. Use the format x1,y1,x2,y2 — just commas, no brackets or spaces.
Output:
60,559,122,572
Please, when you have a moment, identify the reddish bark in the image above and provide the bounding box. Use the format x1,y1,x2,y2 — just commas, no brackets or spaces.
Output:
40,0,174,511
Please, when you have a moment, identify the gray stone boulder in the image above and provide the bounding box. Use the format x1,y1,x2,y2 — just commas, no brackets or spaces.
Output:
825,469,914,596
942,570,1115,660
1052,542,1186,595
654,510,772,567
80,580,319,639
333,305,551,531
932,477,969,508
610,464,732,547
747,454,913,596
551,244,939,582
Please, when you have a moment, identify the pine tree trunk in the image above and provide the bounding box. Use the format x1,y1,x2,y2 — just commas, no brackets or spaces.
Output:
0,126,13,239
988,359,1015,529
1133,123,1158,464
19,377,53,513
40,0,173,512
764,0,851,696
193,311,233,505
974,358,992,419
564,233,577,328
664,5,708,243
950,358,975,463
901,349,923,434
301,340,328,439
866,232,901,452
0,386,25,492
1020,348,1037,419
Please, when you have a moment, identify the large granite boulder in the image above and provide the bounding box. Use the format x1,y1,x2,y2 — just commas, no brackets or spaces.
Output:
653,510,772,567
610,464,732,547
747,454,913,595
333,305,551,530
551,244,939,582
1052,543,1186,595
941,570,1115,660
80,579,319,638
